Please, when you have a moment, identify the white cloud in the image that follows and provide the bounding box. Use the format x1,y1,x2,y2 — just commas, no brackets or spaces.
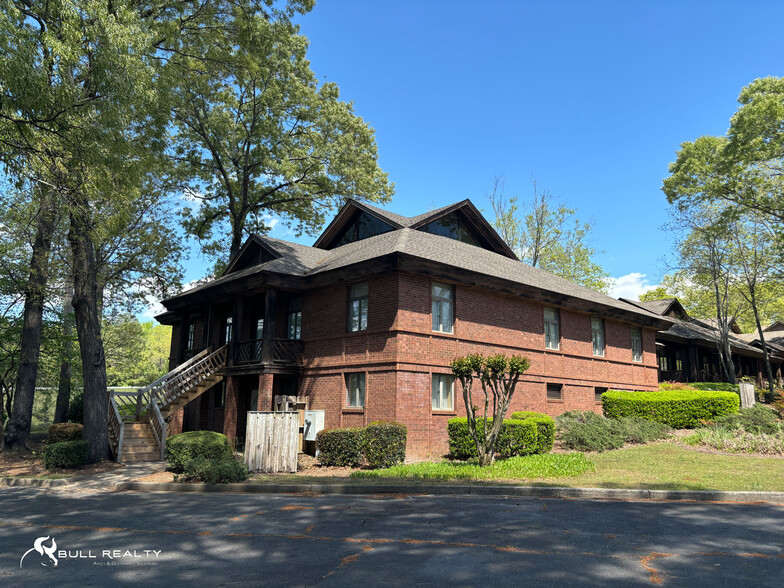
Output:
608,272,659,301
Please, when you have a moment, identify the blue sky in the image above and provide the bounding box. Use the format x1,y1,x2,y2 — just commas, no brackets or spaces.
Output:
164,0,784,318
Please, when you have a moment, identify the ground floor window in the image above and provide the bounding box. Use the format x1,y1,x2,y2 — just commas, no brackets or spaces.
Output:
594,387,607,403
432,374,454,410
547,383,563,400
345,373,365,408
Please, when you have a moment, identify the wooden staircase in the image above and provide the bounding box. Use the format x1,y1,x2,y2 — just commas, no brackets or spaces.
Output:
109,345,228,463
121,423,162,463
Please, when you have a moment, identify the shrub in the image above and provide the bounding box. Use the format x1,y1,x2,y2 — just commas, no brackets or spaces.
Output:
684,427,784,455
166,431,232,473
43,440,89,469
316,427,366,467
707,405,782,434
364,421,407,468
176,456,249,483
509,411,555,453
556,411,670,452
689,382,740,393
602,390,739,428
448,418,538,460
67,391,84,424
47,423,83,444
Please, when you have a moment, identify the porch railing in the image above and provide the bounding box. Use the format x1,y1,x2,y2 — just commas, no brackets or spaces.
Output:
108,395,125,462
233,338,303,365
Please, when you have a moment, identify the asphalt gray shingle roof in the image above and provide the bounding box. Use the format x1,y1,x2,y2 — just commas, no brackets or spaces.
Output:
165,227,668,323
359,200,458,228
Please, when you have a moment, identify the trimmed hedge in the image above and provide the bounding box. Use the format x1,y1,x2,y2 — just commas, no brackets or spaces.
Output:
365,421,407,468
43,440,89,469
509,411,556,453
47,423,83,444
602,390,739,428
165,431,233,473
316,427,366,467
448,417,538,460
176,456,249,484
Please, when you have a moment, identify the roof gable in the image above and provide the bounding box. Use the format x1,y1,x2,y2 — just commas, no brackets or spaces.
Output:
764,321,784,332
314,198,517,259
222,235,281,276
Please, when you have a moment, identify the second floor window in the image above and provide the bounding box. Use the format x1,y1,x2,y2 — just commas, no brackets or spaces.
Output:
346,373,365,408
544,307,559,350
187,322,195,350
348,282,368,332
287,297,302,340
631,327,643,362
224,316,233,344
591,317,605,357
432,282,453,333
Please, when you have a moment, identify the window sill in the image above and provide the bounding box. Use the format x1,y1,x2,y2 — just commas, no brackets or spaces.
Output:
342,408,364,414
546,399,564,403
432,410,457,416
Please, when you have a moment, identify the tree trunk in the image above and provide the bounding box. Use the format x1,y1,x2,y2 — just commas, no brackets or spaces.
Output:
749,289,776,396
68,196,110,463
3,188,57,450
54,283,74,423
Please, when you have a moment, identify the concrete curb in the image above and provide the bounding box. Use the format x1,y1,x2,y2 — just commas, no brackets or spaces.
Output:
0,476,71,488
108,481,784,503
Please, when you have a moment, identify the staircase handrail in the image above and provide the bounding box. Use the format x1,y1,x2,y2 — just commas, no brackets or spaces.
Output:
137,346,215,413
149,399,167,461
108,394,125,462
154,345,228,411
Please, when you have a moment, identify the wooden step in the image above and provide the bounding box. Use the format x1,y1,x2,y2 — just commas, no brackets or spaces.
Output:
121,451,161,463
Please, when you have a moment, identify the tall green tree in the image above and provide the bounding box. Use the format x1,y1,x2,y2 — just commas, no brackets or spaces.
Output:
169,1,393,268
489,177,610,292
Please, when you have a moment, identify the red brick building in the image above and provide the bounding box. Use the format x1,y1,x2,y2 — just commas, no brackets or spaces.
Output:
156,199,670,459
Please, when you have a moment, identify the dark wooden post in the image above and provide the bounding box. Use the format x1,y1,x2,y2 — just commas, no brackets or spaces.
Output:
688,345,699,382
179,311,190,364
262,288,278,364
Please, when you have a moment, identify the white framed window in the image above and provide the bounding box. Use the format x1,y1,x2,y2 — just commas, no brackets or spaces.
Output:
345,373,365,408
432,374,454,410
631,327,643,363
224,316,233,344
432,281,454,333
287,297,302,340
591,317,605,357
544,307,560,350
187,322,195,350
348,282,369,332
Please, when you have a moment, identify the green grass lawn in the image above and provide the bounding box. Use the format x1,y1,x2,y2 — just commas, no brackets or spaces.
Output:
252,443,784,492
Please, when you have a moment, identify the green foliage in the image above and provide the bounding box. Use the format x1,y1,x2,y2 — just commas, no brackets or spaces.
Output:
602,390,739,428
67,390,84,424
364,421,407,469
43,440,89,470
488,178,610,293
46,423,83,445
684,428,784,455
176,456,249,484
447,418,539,459
104,317,172,386
708,405,783,435
165,431,233,473
350,453,594,481
556,411,671,452
689,382,740,393
316,427,366,467
509,411,556,453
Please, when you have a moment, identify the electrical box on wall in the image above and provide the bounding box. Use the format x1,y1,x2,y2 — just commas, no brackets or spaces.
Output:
303,410,325,442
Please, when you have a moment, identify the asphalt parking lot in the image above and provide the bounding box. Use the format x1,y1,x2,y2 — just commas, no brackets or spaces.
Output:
1,486,783,586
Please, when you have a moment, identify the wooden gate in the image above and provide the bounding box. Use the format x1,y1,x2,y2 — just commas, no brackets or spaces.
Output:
245,411,299,473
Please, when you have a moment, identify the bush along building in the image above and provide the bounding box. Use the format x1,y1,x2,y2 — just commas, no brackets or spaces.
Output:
144,199,672,461
621,298,784,387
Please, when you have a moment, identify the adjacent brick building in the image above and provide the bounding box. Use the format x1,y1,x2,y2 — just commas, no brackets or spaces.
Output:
156,199,671,459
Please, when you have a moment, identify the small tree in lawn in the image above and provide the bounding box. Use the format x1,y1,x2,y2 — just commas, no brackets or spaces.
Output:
451,353,531,466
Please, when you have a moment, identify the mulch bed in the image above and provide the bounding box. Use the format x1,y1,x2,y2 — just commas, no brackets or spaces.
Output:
0,437,122,479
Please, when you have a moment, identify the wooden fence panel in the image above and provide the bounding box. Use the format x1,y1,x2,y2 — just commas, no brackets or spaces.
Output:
245,411,299,473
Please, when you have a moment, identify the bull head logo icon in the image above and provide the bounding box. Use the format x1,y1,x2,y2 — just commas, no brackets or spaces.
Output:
20,536,58,568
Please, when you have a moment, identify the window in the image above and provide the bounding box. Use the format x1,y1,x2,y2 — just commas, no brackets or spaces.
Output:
591,317,605,357
547,383,563,400
631,327,643,362
544,308,560,350
658,354,668,371
187,322,195,350
432,282,453,333
287,297,302,340
595,387,607,403
348,282,369,332
255,318,264,340
345,373,365,408
224,316,233,344
432,374,454,410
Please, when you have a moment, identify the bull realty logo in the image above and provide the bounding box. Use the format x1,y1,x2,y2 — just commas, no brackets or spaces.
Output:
20,536,162,569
